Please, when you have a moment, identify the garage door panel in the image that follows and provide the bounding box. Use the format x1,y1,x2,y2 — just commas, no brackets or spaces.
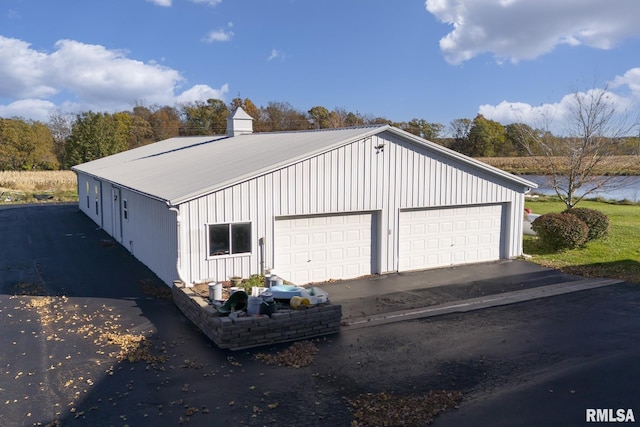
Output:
275,213,377,284
294,234,309,246
453,235,466,246
275,235,291,248
293,251,310,263
346,230,360,241
311,232,326,244
311,250,326,262
452,251,466,263
399,204,504,271
440,221,453,232
329,248,344,260
311,217,327,226
427,238,439,249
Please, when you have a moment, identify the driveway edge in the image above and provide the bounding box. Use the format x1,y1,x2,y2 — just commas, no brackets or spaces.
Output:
342,278,623,329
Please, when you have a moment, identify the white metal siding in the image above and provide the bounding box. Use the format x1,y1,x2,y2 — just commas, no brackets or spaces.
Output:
76,173,103,227
398,204,505,271
120,190,179,286
75,172,178,286
179,136,387,283
76,127,529,288
178,133,525,284
274,213,377,284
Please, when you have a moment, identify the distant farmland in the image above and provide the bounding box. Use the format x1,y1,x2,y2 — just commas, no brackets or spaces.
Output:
0,171,77,203
479,155,640,176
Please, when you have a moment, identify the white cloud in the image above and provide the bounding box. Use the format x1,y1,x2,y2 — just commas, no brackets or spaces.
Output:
479,73,638,134
611,68,640,99
147,0,221,6
478,99,567,129
189,0,223,6
267,48,285,61
49,39,183,106
0,36,58,99
425,0,640,64
0,99,57,122
0,36,229,121
203,23,234,43
176,83,229,104
147,0,172,6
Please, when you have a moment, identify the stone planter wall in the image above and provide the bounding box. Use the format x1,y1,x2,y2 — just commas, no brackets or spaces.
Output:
171,282,342,350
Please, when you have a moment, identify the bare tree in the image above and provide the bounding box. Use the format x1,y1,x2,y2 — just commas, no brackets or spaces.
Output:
48,110,75,166
517,85,639,208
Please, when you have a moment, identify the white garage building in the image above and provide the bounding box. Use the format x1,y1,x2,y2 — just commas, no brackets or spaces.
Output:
72,107,536,287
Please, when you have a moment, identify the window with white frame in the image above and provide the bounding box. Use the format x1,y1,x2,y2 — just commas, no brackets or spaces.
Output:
122,199,128,220
208,222,251,256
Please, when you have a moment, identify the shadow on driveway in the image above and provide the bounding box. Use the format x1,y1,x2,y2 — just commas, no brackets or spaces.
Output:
1,204,347,426
2,204,640,427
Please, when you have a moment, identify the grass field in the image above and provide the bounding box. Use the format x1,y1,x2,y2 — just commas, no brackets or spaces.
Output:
524,198,640,284
0,170,78,203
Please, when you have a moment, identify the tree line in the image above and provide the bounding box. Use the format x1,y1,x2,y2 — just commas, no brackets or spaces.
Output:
0,96,637,171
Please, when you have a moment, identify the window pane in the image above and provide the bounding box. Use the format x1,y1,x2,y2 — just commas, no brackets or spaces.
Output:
231,223,251,254
209,224,230,256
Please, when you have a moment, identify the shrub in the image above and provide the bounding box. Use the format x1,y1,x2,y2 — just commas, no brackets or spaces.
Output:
242,274,265,292
532,212,589,251
562,207,609,242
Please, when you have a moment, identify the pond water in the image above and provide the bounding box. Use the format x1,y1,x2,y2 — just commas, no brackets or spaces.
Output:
521,175,640,203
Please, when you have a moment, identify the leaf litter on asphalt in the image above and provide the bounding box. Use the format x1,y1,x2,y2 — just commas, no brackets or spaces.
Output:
254,340,320,368
7,286,463,426
5,289,212,426
347,390,463,427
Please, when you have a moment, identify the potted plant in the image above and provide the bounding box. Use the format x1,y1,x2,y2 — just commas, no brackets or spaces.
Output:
230,276,242,287
242,274,266,295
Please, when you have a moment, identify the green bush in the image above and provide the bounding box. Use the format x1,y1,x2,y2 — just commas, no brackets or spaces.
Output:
242,274,265,292
532,212,589,251
562,207,609,242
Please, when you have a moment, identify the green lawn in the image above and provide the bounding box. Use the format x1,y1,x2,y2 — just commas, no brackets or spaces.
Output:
523,198,640,284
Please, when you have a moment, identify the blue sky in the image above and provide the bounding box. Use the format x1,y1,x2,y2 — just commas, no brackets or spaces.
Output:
1,0,639,134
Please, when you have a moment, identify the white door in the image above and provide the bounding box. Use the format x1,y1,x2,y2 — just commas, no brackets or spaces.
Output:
111,187,122,243
398,204,504,271
274,213,377,285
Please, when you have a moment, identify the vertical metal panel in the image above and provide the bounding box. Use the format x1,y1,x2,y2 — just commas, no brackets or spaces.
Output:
101,185,115,237
77,178,179,286
176,133,528,283
79,129,529,286
309,157,318,212
117,190,178,286
180,137,385,282
76,174,103,226
384,134,527,271
76,173,93,221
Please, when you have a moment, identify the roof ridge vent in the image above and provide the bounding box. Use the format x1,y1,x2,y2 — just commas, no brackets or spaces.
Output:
227,106,254,137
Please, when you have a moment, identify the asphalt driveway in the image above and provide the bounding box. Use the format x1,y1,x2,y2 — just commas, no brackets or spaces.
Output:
2,204,640,427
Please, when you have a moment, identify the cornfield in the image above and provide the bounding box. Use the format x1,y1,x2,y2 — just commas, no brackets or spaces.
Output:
0,170,77,191
0,171,77,202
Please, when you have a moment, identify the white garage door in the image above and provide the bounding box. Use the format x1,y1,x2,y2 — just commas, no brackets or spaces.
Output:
274,213,377,285
398,204,504,271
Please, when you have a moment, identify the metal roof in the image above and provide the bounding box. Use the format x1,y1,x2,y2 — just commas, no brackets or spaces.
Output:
72,125,536,206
